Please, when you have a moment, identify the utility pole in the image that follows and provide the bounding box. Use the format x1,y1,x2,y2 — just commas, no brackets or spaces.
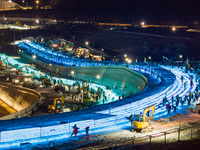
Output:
14,29,16,52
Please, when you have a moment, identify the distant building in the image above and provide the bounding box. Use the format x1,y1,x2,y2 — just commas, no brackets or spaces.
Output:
0,0,22,11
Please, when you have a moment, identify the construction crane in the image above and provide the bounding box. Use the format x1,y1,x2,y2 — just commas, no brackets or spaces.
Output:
132,104,155,133
48,96,65,113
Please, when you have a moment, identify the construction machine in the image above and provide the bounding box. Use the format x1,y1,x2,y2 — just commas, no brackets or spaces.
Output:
0,58,5,70
48,96,64,113
185,58,193,71
15,67,24,75
132,104,155,133
78,81,91,102
35,35,43,43
43,76,52,87
163,56,173,66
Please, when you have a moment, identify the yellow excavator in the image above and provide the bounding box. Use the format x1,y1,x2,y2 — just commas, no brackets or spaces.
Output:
43,76,52,87
132,104,155,133
78,81,91,102
22,74,40,89
48,96,64,113
35,35,43,43
15,67,24,75
0,58,5,70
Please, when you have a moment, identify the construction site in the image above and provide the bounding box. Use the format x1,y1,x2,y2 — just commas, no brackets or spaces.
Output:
0,31,200,150
0,4,199,148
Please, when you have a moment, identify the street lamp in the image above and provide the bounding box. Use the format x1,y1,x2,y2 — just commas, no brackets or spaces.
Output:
32,55,36,59
141,22,145,26
179,55,183,66
22,0,25,6
172,27,176,31
71,71,75,80
149,56,151,60
35,19,39,24
96,75,100,79
128,59,132,63
85,41,89,45
36,0,39,8
71,71,74,75
124,54,127,57
96,75,100,84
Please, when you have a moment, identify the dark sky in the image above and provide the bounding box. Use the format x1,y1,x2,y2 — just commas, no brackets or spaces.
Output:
57,0,200,14
55,0,200,23
12,0,200,23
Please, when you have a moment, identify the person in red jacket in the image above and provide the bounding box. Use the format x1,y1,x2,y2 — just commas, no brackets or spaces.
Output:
70,124,79,137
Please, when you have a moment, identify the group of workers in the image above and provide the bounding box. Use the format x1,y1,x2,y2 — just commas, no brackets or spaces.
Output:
162,88,199,114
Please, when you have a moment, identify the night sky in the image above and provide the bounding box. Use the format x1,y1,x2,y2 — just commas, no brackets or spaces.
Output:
54,0,200,23
12,0,200,23
57,0,200,14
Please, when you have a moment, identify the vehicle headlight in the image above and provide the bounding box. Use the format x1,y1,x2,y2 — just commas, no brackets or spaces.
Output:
15,79,19,83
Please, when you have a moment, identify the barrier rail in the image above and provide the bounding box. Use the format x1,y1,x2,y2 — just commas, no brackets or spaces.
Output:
76,125,200,150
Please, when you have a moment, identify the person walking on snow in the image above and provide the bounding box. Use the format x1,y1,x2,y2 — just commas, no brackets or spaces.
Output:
85,126,89,136
70,124,79,137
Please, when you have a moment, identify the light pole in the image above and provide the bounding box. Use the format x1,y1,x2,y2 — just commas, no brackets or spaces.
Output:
22,0,25,7
36,0,39,9
71,71,75,80
85,41,89,46
96,75,100,84
32,55,36,59
148,56,151,61
101,49,104,59
172,27,176,31
141,21,145,26
179,55,182,67
14,28,16,52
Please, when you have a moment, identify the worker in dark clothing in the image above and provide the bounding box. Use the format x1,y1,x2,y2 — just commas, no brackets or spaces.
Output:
85,126,89,136
180,97,184,105
53,79,56,85
176,98,179,107
163,97,167,106
171,96,174,106
181,76,183,82
196,87,198,92
125,114,134,126
188,98,191,105
126,114,134,122
189,92,193,100
173,105,176,113
195,92,199,101
166,104,170,114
